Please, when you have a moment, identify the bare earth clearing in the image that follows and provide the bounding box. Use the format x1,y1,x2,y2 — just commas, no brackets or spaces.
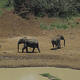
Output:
0,11,80,69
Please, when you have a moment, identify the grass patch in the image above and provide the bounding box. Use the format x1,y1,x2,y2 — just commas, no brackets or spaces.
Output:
0,0,8,8
40,17,80,30
0,9,3,16
6,6,14,11
40,23,50,30
51,23,68,29
67,17,79,28
0,0,13,15
40,22,68,30
40,73,61,80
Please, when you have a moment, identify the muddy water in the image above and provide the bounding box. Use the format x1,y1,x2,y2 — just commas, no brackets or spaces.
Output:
0,67,80,80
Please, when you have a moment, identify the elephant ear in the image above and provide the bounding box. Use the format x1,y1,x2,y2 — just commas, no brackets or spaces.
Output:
60,35,64,40
60,35,65,47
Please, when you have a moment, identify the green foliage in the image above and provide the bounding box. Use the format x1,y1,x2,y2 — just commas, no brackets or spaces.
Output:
40,73,61,80
13,0,80,18
40,22,68,30
0,0,13,15
0,0,13,8
67,17,79,28
0,9,3,16
0,0,8,8
40,73,53,78
40,23,50,30
55,23,68,29
36,12,45,17
6,6,14,11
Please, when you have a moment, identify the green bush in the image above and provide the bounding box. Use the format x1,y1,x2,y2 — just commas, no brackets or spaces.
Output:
0,0,14,13
0,0,8,8
0,0,13,8
40,22,68,30
40,23,49,30
0,9,3,16
40,73,61,80
13,0,80,18
55,23,68,29
40,73,53,78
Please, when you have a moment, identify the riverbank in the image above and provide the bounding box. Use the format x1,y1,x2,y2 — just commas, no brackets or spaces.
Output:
0,53,80,70
0,12,80,69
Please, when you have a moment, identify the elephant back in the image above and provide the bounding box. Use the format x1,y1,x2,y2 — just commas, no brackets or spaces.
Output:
26,39,38,44
23,36,38,44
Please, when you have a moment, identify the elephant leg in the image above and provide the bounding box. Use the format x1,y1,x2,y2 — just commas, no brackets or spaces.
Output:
53,43,55,48
57,42,61,49
55,44,58,48
22,47,25,53
26,47,28,53
32,47,35,53
37,47,40,53
55,42,58,48
52,41,55,48
59,42,61,48
37,44,40,53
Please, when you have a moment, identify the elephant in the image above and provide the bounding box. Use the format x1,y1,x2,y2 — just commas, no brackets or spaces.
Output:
51,35,65,49
17,37,26,53
17,37,40,53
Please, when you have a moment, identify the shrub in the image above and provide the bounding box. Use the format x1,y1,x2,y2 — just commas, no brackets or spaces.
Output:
13,0,80,18
0,9,3,16
40,22,68,30
55,23,68,29
40,23,49,30
0,0,14,14
40,73,61,80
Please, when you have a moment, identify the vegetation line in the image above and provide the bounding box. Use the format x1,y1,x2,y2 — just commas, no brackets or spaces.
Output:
40,73,61,80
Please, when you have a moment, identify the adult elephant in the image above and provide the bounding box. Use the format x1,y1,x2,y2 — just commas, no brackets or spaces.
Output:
17,37,40,53
51,35,65,49
17,37,26,53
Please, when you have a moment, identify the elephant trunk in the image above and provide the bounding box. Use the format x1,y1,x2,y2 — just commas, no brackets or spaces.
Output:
18,43,19,53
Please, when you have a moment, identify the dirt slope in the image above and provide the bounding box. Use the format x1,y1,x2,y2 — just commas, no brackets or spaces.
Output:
0,11,80,69
0,11,43,37
0,11,70,37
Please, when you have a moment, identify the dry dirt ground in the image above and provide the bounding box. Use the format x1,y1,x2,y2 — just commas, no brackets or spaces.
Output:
0,11,80,69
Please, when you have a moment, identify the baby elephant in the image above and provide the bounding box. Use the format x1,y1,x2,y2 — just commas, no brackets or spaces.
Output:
18,37,40,53
51,35,65,49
